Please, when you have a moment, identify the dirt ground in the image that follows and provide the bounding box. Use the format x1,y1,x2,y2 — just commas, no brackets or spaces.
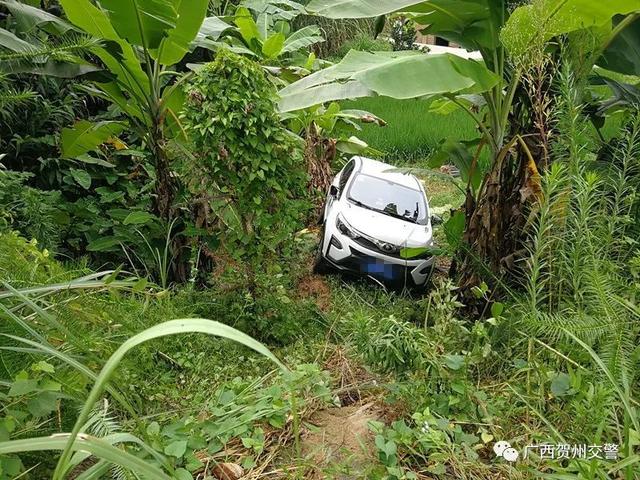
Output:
301,402,381,479
296,273,332,312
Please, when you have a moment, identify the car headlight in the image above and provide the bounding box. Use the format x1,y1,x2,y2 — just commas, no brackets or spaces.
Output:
336,214,356,238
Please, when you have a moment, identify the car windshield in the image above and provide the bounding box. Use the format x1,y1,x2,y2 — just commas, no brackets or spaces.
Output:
347,173,428,224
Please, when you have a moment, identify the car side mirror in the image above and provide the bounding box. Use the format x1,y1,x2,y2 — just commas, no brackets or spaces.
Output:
329,185,339,197
431,214,443,225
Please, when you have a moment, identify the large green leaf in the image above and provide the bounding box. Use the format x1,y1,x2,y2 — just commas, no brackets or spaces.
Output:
58,0,150,96
0,25,99,78
123,211,156,225
155,0,209,65
282,25,324,53
280,50,418,100
0,27,36,52
161,85,187,140
279,79,374,112
307,0,500,52
235,6,261,44
443,210,465,250
256,11,272,40
593,77,640,116
410,0,500,52
195,16,232,42
358,53,498,98
93,45,150,100
278,50,499,111
69,168,92,189
503,0,640,56
82,82,145,121
59,0,120,41
61,120,125,158
306,0,424,18
7,61,100,78
86,236,121,252
598,15,640,76
262,32,285,58
100,0,177,49
1,0,75,35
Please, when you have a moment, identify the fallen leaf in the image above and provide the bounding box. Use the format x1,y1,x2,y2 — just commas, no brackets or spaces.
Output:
212,462,244,480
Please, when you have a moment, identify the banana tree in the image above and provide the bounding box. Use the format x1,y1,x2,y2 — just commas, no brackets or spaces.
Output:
0,0,209,221
283,102,385,193
282,0,640,290
194,0,325,81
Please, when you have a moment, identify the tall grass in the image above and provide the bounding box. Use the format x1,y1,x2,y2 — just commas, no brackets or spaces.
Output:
519,67,640,380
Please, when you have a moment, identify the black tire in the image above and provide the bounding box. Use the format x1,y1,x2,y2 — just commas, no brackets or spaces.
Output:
313,227,331,274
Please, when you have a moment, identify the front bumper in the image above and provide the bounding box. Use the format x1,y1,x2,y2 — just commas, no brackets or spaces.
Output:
323,233,435,287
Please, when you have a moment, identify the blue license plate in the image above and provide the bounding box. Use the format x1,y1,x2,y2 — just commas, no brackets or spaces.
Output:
361,259,400,280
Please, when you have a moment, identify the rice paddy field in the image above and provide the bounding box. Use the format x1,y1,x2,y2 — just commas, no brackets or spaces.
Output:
343,96,479,161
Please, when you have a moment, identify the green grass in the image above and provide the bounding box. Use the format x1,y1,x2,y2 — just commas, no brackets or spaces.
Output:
421,174,465,212
343,96,479,161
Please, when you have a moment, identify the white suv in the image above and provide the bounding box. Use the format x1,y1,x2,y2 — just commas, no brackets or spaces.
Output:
315,156,435,287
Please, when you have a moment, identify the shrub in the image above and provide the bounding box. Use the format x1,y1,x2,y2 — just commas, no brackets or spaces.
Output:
202,266,325,345
181,49,308,266
0,231,68,286
0,170,65,250
352,314,430,374
390,18,418,51
1,155,166,273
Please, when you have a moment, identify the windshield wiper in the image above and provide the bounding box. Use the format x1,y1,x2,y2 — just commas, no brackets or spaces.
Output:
350,197,419,223
389,211,418,223
348,197,378,213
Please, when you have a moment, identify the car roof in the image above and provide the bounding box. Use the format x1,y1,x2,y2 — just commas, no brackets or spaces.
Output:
352,156,422,190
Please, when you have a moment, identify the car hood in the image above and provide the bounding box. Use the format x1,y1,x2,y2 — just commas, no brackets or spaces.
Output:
342,203,432,247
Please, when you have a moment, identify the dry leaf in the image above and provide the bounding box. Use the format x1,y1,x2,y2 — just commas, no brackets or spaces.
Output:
212,462,244,480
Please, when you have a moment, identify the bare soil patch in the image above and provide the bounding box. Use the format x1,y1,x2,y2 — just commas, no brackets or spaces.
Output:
296,273,332,311
301,402,380,478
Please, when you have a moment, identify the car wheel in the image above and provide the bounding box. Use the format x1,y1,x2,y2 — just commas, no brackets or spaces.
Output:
313,227,331,274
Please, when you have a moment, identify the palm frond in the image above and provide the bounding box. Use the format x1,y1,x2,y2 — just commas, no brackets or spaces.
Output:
0,34,100,70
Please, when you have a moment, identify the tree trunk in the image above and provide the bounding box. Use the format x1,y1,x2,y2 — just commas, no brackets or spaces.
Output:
304,124,336,221
148,129,188,283
150,134,175,221
304,124,336,194
454,55,554,304
455,140,542,299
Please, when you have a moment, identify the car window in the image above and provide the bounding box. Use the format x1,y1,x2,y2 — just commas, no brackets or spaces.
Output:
347,173,428,224
338,159,355,196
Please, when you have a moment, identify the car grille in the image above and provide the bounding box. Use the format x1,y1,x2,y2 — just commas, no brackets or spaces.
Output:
352,235,431,260
352,235,400,257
